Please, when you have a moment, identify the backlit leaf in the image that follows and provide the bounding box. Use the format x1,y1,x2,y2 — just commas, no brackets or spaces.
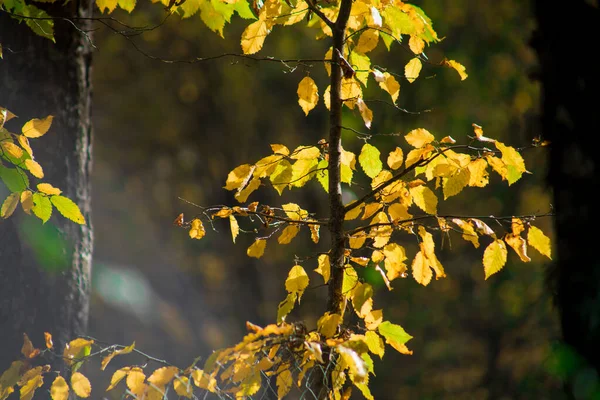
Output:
37,183,61,195
504,234,531,262
22,115,53,138
241,19,269,54
315,254,330,284
443,168,470,199
342,265,359,296
100,342,135,370
405,128,434,148
404,58,422,83
106,367,130,391
316,159,328,192
349,231,367,249
382,243,407,281
364,331,384,358
24,159,44,178
297,76,319,116
1,142,23,159
44,332,53,349
17,135,33,157
126,368,146,397
63,338,93,367
483,239,507,280
1,192,19,219
50,376,69,400
32,192,52,223
356,98,373,129
386,147,404,170
20,333,39,358
70,372,91,398
409,185,437,214
317,312,342,338
225,164,254,190
377,72,400,103
277,292,297,322
51,195,86,224
359,143,382,178
494,141,526,185
290,158,318,187
285,265,309,296
96,0,118,13
269,159,293,195
278,224,300,244
452,218,479,248
355,29,379,54
351,282,373,318
349,51,371,86
173,376,193,398
408,35,425,54
337,346,367,383
20,375,43,400
247,239,267,258
527,225,552,259
290,146,320,160
117,0,135,12
411,251,431,286
189,218,206,239
276,369,292,399
443,59,468,80
229,215,239,243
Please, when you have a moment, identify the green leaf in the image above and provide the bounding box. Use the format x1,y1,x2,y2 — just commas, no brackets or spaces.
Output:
377,321,412,345
51,195,86,224
359,143,382,178
32,192,52,223
0,165,28,192
199,0,230,38
233,0,255,19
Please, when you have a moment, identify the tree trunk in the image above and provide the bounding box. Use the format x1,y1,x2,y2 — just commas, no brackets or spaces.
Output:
0,0,93,374
533,0,600,395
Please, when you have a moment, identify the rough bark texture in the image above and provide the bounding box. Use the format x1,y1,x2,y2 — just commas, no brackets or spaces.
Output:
0,0,93,375
533,0,600,394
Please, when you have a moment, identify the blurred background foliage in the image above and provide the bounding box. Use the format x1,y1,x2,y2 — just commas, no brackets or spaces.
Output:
88,0,561,397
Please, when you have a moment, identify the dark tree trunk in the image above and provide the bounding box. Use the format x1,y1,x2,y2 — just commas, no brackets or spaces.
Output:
0,0,93,375
533,0,600,395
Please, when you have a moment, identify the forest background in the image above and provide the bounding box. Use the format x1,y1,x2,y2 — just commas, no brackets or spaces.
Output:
1,0,561,398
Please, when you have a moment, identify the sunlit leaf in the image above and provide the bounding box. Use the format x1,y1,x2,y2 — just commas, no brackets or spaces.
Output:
409,185,437,214
276,369,292,399
317,312,342,338
527,225,552,259
337,346,367,383
355,29,379,54
1,192,19,219
494,141,527,185
24,159,44,178
229,215,240,243
173,376,193,398
285,265,309,297
106,367,131,391
382,243,408,281
37,183,61,195
247,238,267,258
364,331,384,359
70,372,91,398
148,367,179,388
63,338,94,368
408,35,425,54
22,115,53,138
96,0,118,13
100,342,135,370
443,168,470,199
359,143,382,178
315,254,330,284
269,159,293,195
411,251,431,286
20,374,43,400
126,368,146,397
225,164,254,190
443,59,468,80
377,321,412,354
386,147,404,170
32,192,52,223
50,195,86,224
241,19,269,54
50,376,69,400
277,292,297,322
351,282,373,318
297,76,319,116
504,234,531,262
404,58,422,83
44,332,53,349
405,128,434,148
1,142,23,159
483,239,508,280
189,218,206,239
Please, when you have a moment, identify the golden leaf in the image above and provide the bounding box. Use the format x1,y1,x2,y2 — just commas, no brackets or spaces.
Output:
355,29,379,54
1,192,20,219
405,128,434,148
364,331,385,358
443,168,470,199
324,85,331,110
63,338,93,366
527,225,552,259
71,372,91,398
44,332,53,349
452,218,479,248
106,367,131,391
409,185,437,214
412,251,432,286
278,224,300,244
364,309,383,330
387,203,412,224
126,367,146,397
315,254,330,284
356,98,373,129
467,158,489,187
37,183,61,195
229,215,239,243
404,58,422,83
351,282,373,318
361,203,382,220
25,159,44,178
290,145,320,160
17,135,33,157
147,366,179,387
173,376,193,398
443,59,468,80
21,333,39,358
382,243,407,281
247,239,267,258
483,239,508,280
512,217,525,235
1,142,23,158
309,222,320,243
324,48,333,76
377,72,400,103
317,312,342,338
297,76,319,116
224,164,254,191
345,202,364,220
276,369,292,399
285,265,309,297
100,342,135,370
504,234,531,262
189,218,206,239
241,19,269,54
386,147,404,170
191,369,217,392
408,35,425,54
349,231,367,249
213,208,233,218
50,376,69,400
282,203,308,219
22,115,53,138
20,375,43,400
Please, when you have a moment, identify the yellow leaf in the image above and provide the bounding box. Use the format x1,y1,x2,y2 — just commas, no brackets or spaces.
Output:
241,19,269,54
356,98,373,129
409,185,437,214
527,225,552,259
247,238,267,258
408,35,425,54
126,367,146,397
309,222,320,243
20,333,39,359
483,239,508,279
297,76,319,116
106,367,130,391
229,215,239,243
37,183,61,195
349,231,367,249
369,211,392,248
147,366,179,387
50,376,69,400
405,145,434,168
1,142,23,158
418,227,446,279
269,159,293,195
364,309,383,330
282,202,308,219
317,312,342,338
364,331,384,358
387,203,412,224
278,224,300,244
387,147,404,170
361,203,382,220
512,217,525,236
315,254,330,284
235,177,261,203
224,164,254,191
494,141,527,185
100,342,135,370
22,115,53,138
467,158,489,187
1,192,19,219
290,145,320,160
191,369,217,392
471,218,496,238
189,218,206,239
443,168,470,199
382,243,407,281
282,0,308,25
404,58,422,83
213,208,233,218
405,128,434,148
355,29,379,54
324,48,333,76
412,251,432,286
173,376,193,398
70,372,91,398
337,346,367,383
96,0,118,13
277,292,297,322
63,338,93,367
345,202,364,220
254,155,281,177
341,77,362,109
452,218,479,248
504,234,531,262
20,375,43,400
377,72,400,103
285,265,309,297
443,59,468,80
17,135,33,157
324,85,331,110
44,332,53,349
351,282,373,318
276,369,292,399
